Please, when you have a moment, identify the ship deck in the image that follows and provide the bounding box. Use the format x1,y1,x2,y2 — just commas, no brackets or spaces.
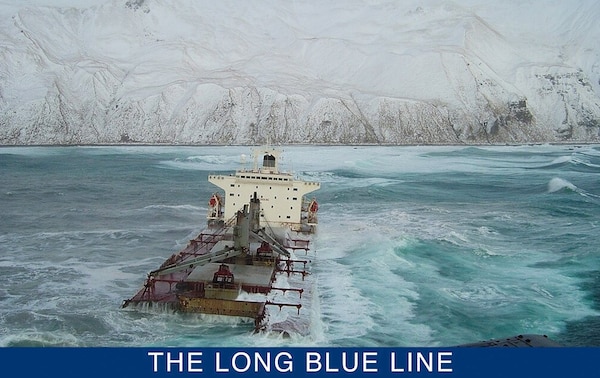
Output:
123,213,315,334
186,263,274,287
122,224,231,307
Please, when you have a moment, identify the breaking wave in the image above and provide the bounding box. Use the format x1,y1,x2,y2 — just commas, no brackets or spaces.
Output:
0,331,81,347
571,154,600,169
143,204,204,212
547,177,600,202
538,155,572,169
158,154,243,171
547,177,578,193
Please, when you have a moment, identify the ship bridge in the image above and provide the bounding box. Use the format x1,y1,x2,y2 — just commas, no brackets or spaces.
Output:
208,146,320,229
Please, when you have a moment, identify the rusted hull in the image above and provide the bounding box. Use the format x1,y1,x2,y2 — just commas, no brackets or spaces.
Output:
178,296,266,319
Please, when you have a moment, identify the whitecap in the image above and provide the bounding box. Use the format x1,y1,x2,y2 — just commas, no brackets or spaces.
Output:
571,154,600,169
0,331,81,347
526,155,572,170
184,155,233,165
158,154,243,171
550,155,573,165
547,177,577,193
142,204,204,212
546,177,600,202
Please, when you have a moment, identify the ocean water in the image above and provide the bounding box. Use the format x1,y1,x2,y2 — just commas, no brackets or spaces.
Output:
0,144,599,347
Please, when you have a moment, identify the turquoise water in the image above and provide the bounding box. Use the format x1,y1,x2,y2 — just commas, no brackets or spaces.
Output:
0,145,599,347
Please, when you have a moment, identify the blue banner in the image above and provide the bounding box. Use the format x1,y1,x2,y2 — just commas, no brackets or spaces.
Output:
0,347,597,377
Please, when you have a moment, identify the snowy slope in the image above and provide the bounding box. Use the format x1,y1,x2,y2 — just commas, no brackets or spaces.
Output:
0,0,599,145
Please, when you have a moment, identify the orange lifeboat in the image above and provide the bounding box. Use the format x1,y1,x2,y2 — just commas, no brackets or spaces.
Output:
207,193,222,219
309,199,319,213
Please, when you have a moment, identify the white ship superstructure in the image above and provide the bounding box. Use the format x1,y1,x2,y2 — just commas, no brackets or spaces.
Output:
208,146,320,231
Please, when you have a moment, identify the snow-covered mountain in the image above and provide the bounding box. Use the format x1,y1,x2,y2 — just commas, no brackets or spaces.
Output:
1,0,599,145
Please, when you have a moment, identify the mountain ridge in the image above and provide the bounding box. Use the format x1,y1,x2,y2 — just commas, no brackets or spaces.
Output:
1,0,599,145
